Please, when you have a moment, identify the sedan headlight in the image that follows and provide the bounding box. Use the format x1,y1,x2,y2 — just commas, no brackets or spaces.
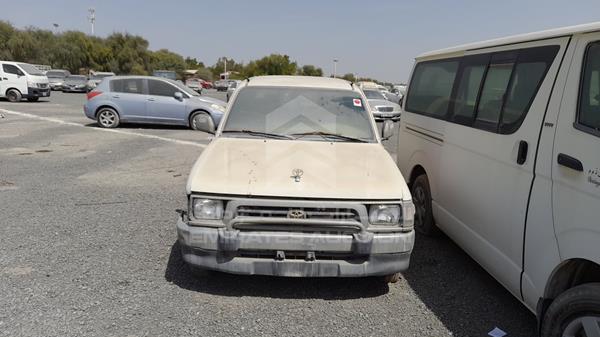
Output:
211,104,225,112
192,198,224,220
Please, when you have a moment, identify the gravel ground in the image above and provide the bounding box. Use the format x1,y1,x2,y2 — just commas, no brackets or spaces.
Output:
0,91,536,337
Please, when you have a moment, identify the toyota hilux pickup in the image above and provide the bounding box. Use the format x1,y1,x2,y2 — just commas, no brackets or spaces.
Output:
176,75,415,282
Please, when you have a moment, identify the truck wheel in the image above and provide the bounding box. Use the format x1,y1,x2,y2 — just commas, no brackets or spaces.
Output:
96,107,120,128
190,111,214,132
6,89,21,102
541,283,600,337
27,97,39,102
383,273,401,283
411,174,439,236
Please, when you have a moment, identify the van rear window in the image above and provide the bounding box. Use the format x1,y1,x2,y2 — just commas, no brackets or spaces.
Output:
405,60,459,117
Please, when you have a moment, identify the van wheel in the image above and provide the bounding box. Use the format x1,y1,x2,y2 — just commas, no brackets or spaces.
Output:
411,174,439,236
541,283,600,337
190,111,214,132
6,89,21,102
27,97,39,102
96,107,120,128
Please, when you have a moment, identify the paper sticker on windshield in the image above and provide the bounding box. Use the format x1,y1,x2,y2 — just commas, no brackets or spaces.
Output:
353,98,362,107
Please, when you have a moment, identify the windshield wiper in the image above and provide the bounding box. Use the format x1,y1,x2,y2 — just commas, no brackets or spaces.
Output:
222,129,294,140
291,131,369,143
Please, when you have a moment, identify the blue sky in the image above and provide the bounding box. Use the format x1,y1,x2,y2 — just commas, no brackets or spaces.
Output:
2,0,600,82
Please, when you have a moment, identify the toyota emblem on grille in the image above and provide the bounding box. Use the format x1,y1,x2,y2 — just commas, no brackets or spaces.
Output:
287,209,306,219
291,168,304,182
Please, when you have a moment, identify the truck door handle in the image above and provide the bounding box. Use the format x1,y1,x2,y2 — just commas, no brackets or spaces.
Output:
557,153,583,172
517,140,528,165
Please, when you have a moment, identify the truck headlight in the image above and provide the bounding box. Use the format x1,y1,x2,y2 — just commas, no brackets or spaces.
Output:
211,104,225,112
368,204,401,225
401,200,415,228
192,198,224,220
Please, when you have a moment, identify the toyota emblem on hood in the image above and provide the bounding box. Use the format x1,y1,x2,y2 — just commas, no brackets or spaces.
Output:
291,168,303,182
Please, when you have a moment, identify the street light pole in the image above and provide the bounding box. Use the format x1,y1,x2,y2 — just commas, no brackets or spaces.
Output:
223,57,227,79
333,59,338,78
88,8,96,35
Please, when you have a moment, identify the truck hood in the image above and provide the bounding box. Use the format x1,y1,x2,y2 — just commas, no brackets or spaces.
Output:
186,137,409,200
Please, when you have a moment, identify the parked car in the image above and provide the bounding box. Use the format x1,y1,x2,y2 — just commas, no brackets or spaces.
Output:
226,80,241,101
153,70,176,80
363,88,401,121
176,75,414,283
86,72,115,92
185,78,203,93
214,79,229,91
0,61,50,102
62,75,88,93
381,90,402,105
397,22,600,337
84,76,226,131
45,69,71,91
201,80,213,89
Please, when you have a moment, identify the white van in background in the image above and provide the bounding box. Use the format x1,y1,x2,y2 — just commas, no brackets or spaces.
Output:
397,23,600,336
0,61,50,102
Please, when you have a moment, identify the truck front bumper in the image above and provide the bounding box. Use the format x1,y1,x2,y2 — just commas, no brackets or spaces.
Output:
177,218,414,277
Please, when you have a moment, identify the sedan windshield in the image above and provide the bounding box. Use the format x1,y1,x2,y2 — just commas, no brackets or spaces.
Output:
223,87,375,142
363,89,386,100
46,70,67,78
168,79,199,97
18,63,44,76
65,76,87,83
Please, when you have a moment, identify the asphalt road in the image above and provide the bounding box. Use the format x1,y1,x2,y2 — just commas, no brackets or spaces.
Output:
0,91,536,337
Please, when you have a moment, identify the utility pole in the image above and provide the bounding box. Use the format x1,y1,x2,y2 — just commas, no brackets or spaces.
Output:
223,57,227,79
333,59,338,78
88,8,96,35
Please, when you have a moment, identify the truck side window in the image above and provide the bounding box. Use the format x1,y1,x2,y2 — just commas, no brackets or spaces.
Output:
2,64,23,76
578,41,600,134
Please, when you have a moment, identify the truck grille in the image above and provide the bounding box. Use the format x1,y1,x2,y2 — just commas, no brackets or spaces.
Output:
236,206,359,221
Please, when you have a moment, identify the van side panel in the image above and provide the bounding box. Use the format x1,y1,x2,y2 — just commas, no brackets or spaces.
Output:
520,38,574,310
552,33,600,268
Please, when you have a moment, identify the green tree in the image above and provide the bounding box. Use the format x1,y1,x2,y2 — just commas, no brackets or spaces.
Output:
242,54,297,77
150,49,186,76
341,73,356,82
298,65,323,77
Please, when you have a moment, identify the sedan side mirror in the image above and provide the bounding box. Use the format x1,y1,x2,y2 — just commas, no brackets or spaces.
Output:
381,120,395,140
174,91,183,100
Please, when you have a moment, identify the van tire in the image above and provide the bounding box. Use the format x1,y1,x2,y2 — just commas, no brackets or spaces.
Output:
540,283,600,337
96,107,120,128
190,111,214,132
6,89,21,103
27,97,39,102
411,174,439,236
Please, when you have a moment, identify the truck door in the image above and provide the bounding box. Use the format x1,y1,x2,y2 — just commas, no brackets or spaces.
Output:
552,34,600,264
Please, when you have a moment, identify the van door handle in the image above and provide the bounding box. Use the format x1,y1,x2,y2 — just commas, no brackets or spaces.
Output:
148,98,155,101
557,153,584,172
112,95,120,98
517,140,528,165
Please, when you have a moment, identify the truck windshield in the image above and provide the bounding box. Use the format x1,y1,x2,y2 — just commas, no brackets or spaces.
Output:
223,87,376,142
18,63,44,76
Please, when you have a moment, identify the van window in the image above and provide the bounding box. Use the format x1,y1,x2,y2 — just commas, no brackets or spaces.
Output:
405,60,459,117
111,79,144,94
475,56,515,131
3,64,23,76
452,55,489,124
578,41,600,134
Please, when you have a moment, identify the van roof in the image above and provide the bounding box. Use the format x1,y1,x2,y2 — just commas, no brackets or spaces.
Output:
246,75,353,90
418,21,600,59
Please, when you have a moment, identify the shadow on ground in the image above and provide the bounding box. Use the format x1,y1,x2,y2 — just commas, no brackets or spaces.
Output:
164,241,390,300
402,232,537,337
85,122,190,131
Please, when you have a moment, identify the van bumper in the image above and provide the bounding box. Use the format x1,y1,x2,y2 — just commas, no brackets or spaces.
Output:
177,218,414,277
26,87,50,98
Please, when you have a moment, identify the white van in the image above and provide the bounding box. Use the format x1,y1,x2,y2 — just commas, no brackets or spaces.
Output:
397,23,600,336
0,61,50,102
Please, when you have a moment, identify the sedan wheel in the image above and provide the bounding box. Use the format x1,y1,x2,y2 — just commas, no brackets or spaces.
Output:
97,108,120,128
